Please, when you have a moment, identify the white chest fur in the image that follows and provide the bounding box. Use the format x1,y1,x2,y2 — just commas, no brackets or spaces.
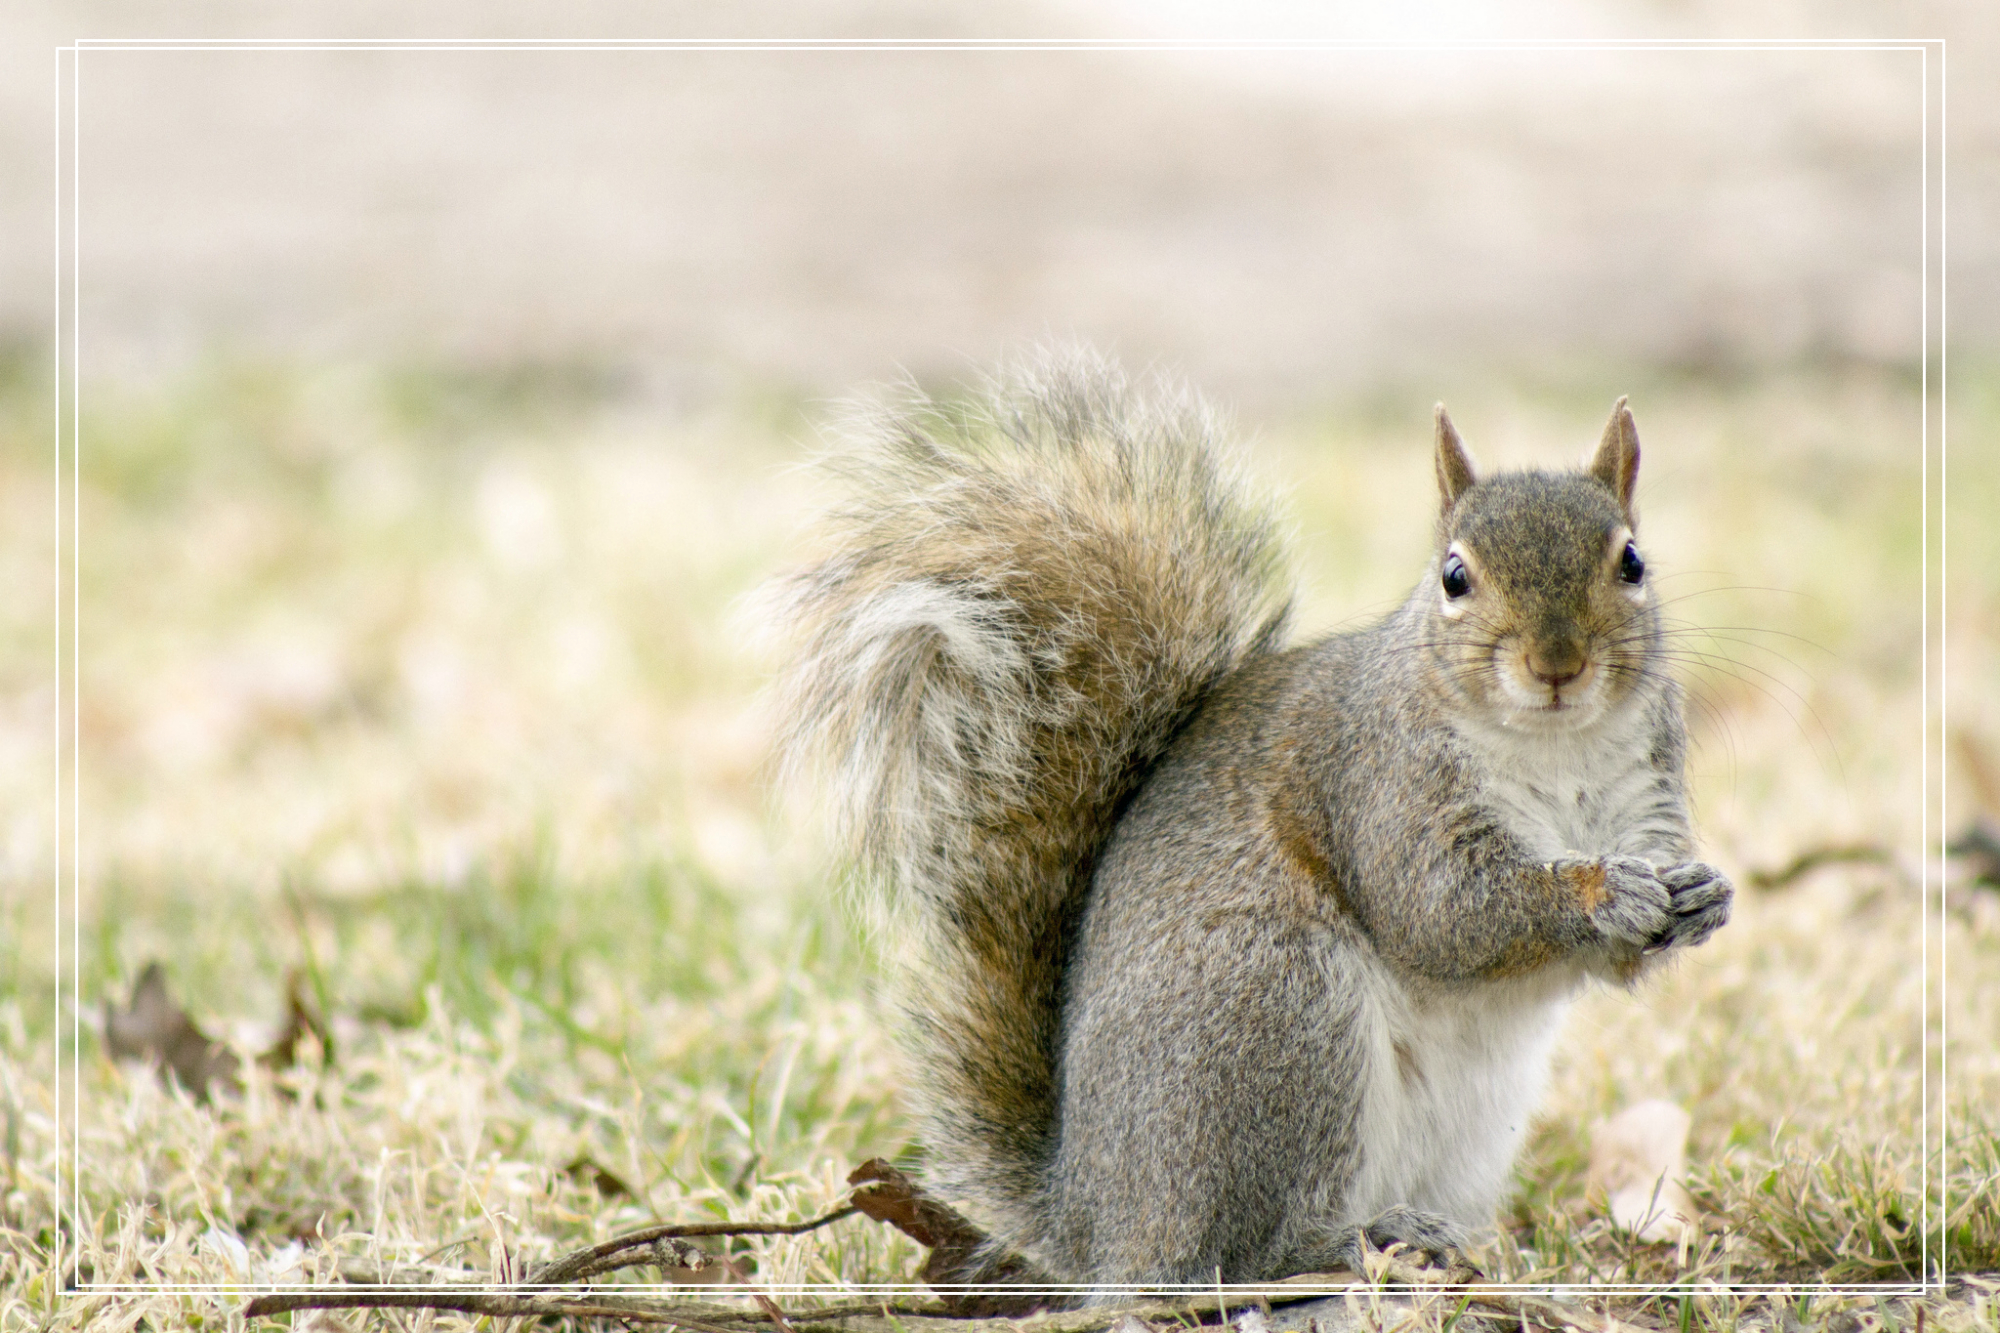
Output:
1454,707,1661,859
1336,707,1663,1234
1347,965,1576,1228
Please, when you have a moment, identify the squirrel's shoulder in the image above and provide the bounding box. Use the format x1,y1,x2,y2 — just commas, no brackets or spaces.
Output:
1085,621,1446,913
1127,613,1453,796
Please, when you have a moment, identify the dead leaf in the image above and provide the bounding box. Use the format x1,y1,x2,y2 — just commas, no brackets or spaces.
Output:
260,969,334,1073
846,1158,1049,1314
1586,1099,1697,1245
104,962,242,1100
563,1154,634,1199
1948,818,2000,888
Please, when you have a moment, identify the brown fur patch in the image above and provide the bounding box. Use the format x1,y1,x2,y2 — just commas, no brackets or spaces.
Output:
1480,934,1568,979
1570,861,1609,913
1267,788,1353,917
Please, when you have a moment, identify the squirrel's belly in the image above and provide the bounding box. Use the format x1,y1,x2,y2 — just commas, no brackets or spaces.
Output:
1346,971,1575,1228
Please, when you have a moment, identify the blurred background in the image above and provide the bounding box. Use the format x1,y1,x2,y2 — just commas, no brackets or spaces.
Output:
2,1,1986,888
1,0,1996,1294
6,4,1992,400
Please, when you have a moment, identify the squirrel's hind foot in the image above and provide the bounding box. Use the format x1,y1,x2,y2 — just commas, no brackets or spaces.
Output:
1313,1206,1470,1278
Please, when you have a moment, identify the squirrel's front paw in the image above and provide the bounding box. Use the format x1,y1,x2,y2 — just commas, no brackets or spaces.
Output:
1580,855,1672,949
1642,861,1733,954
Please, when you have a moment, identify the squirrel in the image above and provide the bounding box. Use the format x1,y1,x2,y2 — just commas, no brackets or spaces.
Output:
762,347,1733,1293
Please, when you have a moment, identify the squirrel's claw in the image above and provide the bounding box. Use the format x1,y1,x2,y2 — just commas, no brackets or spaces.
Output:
1328,1206,1470,1277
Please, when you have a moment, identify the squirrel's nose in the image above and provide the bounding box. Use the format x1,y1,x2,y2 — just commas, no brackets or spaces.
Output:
1526,642,1586,688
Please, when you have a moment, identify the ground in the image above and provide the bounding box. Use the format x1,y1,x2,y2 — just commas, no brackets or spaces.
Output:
0,352,1993,1329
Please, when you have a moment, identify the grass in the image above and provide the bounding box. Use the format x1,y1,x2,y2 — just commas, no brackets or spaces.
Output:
0,350,1994,1330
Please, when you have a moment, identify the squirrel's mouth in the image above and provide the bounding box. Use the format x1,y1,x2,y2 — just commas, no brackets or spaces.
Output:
1541,679,1592,709
1493,652,1603,723
1496,695,1601,735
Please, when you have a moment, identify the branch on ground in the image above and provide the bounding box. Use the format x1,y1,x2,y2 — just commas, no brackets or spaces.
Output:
1745,843,1898,891
240,1160,1635,1332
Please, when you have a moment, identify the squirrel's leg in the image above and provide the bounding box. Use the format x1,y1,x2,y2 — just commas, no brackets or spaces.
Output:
1050,906,1376,1287
1358,844,1730,984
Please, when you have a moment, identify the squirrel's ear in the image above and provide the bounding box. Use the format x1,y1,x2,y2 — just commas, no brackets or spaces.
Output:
1434,404,1477,512
1591,396,1640,517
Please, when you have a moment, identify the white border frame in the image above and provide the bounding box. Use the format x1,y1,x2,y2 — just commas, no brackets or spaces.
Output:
48,33,1950,1306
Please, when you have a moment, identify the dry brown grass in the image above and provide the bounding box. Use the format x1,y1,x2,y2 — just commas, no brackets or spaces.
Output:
0,352,1993,1329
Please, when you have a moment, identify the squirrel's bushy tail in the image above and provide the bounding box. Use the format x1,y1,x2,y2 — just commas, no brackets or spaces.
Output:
762,348,1293,1249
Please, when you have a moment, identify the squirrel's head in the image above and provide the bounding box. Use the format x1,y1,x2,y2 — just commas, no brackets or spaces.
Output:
1420,399,1659,733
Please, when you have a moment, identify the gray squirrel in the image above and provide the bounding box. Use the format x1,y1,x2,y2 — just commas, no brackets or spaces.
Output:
763,348,1732,1292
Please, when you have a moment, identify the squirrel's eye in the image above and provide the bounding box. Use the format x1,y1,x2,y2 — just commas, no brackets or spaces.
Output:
1618,541,1645,584
1441,554,1471,598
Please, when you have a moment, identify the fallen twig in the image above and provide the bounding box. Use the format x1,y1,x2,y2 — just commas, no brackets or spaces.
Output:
1746,843,1896,891
240,1169,1640,1333
246,1206,860,1326
243,1263,1629,1333
718,1248,801,1333
525,1204,859,1286
240,1289,752,1329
